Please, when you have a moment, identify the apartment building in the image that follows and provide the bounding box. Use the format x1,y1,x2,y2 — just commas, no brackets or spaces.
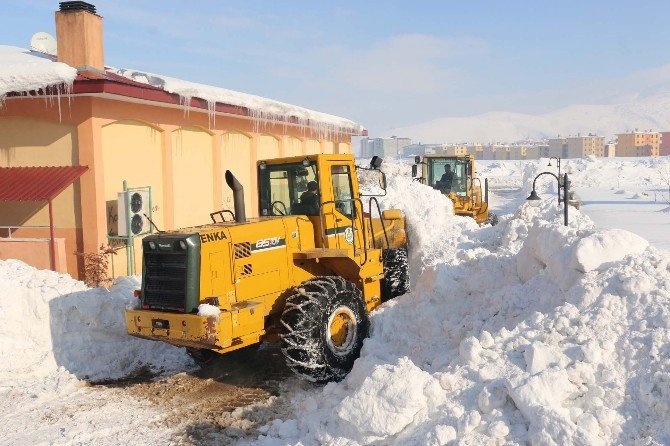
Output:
442,144,468,156
605,142,616,157
616,131,660,157
567,135,605,158
466,145,484,159
494,146,511,160
660,132,670,156
548,138,568,158
359,136,411,158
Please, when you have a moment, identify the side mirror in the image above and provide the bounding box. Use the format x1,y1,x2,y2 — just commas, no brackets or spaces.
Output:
414,156,421,164
370,156,383,169
411,164,418,177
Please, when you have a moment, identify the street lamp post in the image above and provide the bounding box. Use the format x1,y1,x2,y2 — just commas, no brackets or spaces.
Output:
526,171,570,226
548,156,562,204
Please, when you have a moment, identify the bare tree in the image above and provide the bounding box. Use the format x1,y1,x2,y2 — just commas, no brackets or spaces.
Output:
74,244,120,288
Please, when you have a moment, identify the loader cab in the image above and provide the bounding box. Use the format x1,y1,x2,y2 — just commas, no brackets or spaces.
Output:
414,155,472,196
258,154,367,253
258,158,321,217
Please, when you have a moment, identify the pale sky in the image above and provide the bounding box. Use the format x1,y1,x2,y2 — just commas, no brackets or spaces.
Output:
3,0,670,135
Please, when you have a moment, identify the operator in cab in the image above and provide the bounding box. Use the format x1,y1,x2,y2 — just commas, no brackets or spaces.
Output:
300,180,319,215
435,164,454,193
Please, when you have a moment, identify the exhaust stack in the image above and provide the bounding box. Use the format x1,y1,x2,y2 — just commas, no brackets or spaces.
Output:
225,170,246,223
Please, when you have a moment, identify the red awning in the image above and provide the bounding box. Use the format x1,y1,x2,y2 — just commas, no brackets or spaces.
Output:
0,166,89,201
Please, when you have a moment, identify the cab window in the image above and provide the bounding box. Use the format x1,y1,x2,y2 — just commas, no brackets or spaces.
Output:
258,161,319,216
331,165,354,218
428,158,469,196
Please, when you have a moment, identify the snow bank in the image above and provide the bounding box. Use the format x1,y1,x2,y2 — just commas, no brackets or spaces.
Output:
0,45,77,101
251,161,670,445
108,67,363,138
0,259,190,384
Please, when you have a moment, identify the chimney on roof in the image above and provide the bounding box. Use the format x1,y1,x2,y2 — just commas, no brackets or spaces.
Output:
55,2,104,71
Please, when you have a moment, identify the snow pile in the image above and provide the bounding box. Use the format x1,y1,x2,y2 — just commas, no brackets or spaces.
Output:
0,45,77,101
108,67,363,138
0,259,190,384
251,178,670,444
198,303,221,317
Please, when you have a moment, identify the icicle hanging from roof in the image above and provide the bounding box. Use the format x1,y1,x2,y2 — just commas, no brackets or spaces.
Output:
0,46,77,107
108,67,363,139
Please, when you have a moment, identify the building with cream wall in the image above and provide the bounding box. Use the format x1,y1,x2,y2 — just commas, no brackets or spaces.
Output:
566,135,605,158
0,3,360,279
443,145,468,156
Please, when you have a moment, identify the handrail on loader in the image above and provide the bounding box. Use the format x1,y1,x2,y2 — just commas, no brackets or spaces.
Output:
210,209,236,223
318,198,369,266
367,196,390,250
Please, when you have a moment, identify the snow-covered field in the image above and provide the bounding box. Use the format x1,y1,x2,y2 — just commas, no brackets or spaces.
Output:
479,156,670,252
1,156,669,445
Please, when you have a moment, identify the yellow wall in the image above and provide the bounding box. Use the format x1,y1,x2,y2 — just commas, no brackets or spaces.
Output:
322,141,334,154
0,117,80,228
257,134,280,161
285,136,304,156
338,142,351,154
101,120,165,276
172,127,215,228
101,120,165,230
221,131,253,217
305,139,320,155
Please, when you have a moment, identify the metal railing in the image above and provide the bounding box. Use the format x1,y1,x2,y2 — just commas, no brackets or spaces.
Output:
318,198,369,265
210,209,235,223
0,225,54,239
367,197,390,249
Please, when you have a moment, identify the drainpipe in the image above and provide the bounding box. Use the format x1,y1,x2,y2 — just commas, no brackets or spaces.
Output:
48,199,56,271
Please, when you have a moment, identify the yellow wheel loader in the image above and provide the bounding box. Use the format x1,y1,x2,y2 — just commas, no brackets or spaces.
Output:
125,154,409,382
412,154,498,225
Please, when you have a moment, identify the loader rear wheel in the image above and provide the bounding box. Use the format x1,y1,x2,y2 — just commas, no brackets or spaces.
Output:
381,248,410,301
186,347,216,367
280,277,369,383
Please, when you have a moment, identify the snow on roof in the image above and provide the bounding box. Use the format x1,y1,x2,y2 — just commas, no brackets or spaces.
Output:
0,45,363,137
108,67,364,138
0,45,77,101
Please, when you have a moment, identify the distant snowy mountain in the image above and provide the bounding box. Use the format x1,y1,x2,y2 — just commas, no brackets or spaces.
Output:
385,91,670,143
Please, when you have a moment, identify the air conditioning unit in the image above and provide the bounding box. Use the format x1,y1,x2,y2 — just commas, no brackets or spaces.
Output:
118,190,150,236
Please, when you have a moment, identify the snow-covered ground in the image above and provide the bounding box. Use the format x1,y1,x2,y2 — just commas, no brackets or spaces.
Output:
1,156,669,445
479,156,670,252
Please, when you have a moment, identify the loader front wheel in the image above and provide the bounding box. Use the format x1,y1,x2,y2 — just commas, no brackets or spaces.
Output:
381,248,410,301
280,277,369,383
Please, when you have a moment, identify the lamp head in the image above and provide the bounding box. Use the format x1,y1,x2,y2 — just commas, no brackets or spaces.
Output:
526,189,541,207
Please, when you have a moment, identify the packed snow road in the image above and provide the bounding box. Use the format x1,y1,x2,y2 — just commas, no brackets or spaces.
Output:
1,156,669,445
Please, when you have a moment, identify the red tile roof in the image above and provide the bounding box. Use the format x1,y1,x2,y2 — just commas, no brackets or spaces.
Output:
0,166,88,201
